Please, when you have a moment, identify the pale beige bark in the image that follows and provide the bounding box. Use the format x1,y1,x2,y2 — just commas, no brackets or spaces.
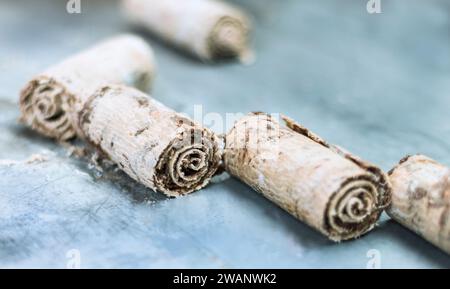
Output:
79,85,221,197
387,155,450,254
224,113,391,241
19,34,156,141
122,0,251,62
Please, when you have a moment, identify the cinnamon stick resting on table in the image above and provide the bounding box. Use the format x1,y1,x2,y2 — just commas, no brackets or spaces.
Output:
388,155,450,254
121,0,251,62
224,113,391,241
79,85,221,197
19,34,156,141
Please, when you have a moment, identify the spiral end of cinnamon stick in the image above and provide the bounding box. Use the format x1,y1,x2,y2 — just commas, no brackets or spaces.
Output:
154,127,221,197
19,77,75,141
208,16,250,61
325,176,387,241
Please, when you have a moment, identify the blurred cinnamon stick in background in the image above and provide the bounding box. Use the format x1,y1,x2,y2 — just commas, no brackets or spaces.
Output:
122,0,252,62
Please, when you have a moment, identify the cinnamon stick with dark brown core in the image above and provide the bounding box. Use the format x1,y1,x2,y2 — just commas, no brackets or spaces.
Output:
79,85,221,197
224,113,391,241
388,155,450,254
19,34,156,141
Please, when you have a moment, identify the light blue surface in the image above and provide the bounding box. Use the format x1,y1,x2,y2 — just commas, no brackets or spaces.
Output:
0,0,449,268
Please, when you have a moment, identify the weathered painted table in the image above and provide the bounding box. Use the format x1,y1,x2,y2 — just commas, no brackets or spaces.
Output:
0,0,449,268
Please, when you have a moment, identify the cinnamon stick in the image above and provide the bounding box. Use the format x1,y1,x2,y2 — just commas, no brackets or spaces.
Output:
388,155,450,254
19,34,156,141
224,113,391,241
121,0,251,62
79,85,221,197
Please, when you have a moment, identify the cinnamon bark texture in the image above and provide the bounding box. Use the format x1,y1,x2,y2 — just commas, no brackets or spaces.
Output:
388,155,450,254
79,85,221,197
122,0,251,62
224,113,391,241
19,34,156,141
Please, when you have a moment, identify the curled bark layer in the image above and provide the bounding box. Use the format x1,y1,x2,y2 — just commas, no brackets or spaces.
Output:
19,34,156,141
388,155,450,254
224,113,391,241
122,0,251,62
80,85,221,197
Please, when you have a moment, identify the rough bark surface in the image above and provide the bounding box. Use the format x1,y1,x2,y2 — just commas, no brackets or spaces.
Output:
80,85,221,197
122,0,251,61
19,34,156,141
388,155,450,254
224,113,391,241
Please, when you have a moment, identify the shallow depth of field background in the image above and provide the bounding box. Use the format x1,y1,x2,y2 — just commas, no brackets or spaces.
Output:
0,0,449,268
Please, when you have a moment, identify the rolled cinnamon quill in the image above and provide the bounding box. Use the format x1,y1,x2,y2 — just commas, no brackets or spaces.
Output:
388,155,450,254
224,113,391,241
79,85,221,197
19,34,156,141
122,0,251,62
